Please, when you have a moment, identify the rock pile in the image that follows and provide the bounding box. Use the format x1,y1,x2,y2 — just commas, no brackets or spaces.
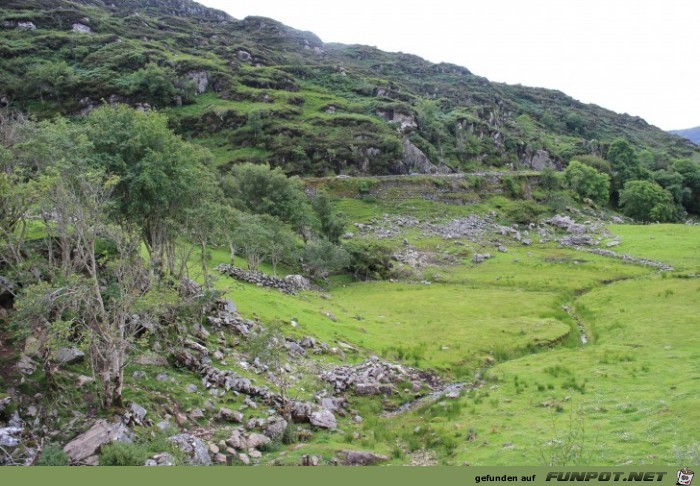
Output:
173,347,339,430
216,265,311,294
320,357,439,396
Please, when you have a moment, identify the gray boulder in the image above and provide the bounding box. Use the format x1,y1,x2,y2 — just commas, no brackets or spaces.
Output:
63,420,130,465
341,450,390,466
309,409,336,430
54,347,85,365
168,433,211,466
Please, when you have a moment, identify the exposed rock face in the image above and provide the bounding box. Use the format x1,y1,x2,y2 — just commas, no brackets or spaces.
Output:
168,433,211,466
72,23,92,33
216,265,311,294
187,70,209,94
17,22,36,30
521,148,557,170
392,138,451,175
63,420,130,465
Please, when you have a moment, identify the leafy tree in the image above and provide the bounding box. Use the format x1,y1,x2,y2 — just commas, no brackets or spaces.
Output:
231,214,270,272
262,216,298,276
183,198,227,289
301,240,350,281
563,161,610,204
573,154,611,175
606,138,650,200
222,163,313,234
619,180,675,222
674,158,700,214
311,191,346,244
85,104,213,276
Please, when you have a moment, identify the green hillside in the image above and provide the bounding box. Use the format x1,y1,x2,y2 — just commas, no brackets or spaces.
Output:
1,0,697,176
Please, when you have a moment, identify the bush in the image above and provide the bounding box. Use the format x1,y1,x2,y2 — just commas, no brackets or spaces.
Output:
344,240,394,280
619,180,676,222
539,168,561,191
563,161,610,204
36,445,69,466
100,441,148,466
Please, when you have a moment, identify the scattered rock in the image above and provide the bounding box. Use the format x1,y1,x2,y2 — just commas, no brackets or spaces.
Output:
132,370,146,379
186,384,198,393
72,23,92,34
218,407,243,423
216,265,312,294
54,347,86,365
245,432,271,450
17,22,36,31
309,409,337,430
340,450,390,466
238,453,250,465
301,454,320,466
168,433,211,466
472,253,492,264
16,356,37,375
263,417,288,441
145,452,176,466
134,352,168,366
0,427,22,447
188,409,205,420
63,420,130,465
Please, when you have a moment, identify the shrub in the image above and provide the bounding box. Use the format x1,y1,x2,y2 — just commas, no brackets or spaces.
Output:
344,240,394,280
36,445,69,466
563,161,610,204
100,441,148,466
619,180,676,222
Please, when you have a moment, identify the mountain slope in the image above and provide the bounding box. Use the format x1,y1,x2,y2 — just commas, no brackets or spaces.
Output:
0,0,697,176
669,126,700,145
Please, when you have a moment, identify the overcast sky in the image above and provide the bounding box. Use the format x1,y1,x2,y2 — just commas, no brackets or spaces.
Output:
197,0,699,131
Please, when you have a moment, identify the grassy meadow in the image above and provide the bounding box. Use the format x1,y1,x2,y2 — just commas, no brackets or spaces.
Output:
194,196,700,465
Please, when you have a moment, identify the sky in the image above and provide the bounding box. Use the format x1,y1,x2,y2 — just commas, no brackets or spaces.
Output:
197,0,699,130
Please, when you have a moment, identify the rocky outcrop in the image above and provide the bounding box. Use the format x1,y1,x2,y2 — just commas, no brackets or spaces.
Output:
321,357,439,395
520,147,558,170
63,420,130,465
391,138,451,175
215,265,311,294
168,433,211,466
72,23,92,34
187,71,209,94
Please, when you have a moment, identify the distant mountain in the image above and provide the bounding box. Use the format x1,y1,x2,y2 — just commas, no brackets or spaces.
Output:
669,127,700,145
0,0,698,175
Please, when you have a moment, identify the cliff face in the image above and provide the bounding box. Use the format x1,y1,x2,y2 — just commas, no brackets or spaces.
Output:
1,0,697,175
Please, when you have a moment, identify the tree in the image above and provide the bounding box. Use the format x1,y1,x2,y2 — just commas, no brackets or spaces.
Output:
606,138,650,200
619,180,675,222
262,216,298,276
222,163,313,234
183,199,227,289
311,191,346,244
674,158,700,215
301,240,350,281
231,214,270,272
85,104,213,276
573,155,611,176
563,161,610,205
19,164,148,408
